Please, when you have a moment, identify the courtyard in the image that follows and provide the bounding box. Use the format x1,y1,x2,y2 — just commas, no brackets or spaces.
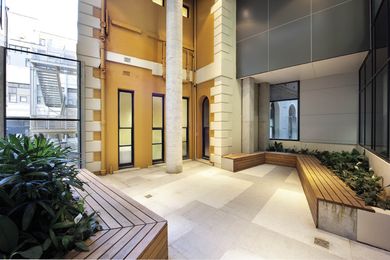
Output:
100,161,390,260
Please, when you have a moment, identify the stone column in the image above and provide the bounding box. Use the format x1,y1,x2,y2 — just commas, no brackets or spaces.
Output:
242,77,259,153
166,0,183,173
259,83,270,151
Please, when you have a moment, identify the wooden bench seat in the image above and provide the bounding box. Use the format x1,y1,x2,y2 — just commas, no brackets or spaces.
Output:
222,151,296,172
223,152,265,172
65,169,168,259
296,155,374,226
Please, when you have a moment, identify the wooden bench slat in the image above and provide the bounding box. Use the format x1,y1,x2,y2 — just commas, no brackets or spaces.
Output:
300,156,344,204
78,174,136,228
297,156,325,199
79,172,147,226
113,223,156,259
304,156,363,208
127,222,167,259
99,225,144,259
76,184,122,229
86,227,133,259
70,229,122,259
72,189,111,230
80,169,165,223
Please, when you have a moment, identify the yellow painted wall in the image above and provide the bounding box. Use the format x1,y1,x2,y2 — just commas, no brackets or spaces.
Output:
106,0,194,62
102,0,196,171
106,62,192,170
196,0,214,69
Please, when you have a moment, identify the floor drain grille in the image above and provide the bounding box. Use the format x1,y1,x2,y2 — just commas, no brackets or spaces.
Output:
145,194,152,199
314,237,330,249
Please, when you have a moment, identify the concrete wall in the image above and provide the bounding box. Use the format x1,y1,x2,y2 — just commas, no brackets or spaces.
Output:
237,0,370,78
300,72,359,144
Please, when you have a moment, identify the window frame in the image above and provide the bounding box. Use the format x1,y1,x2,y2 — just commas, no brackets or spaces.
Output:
152,93,165,164
358,0,390,162
4,48,82,164
182,97,189,159
269,80,300,141
118,89,135,169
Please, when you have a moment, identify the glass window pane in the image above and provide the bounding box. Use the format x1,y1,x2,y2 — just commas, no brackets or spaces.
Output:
365,83,372,148
6,50,79,119
182,6,189,18
152,0,163,6
152,144,163,161
270,81,299,101
359,64,365,91
119,129,132,146
153,96,163,128
119,146,132,165
182,142,187,157
152,130,162,144
182,128,187,142
375,67,388,156
6,119,80,158
374,0,388,72
366,52,373,82
359,90,365,145
119,92,133,128
182,98,188,127
269,100,298,140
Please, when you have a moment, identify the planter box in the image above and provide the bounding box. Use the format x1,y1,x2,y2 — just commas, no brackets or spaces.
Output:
357,207,390,251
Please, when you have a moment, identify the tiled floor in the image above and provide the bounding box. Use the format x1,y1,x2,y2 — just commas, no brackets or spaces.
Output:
100,161,390,260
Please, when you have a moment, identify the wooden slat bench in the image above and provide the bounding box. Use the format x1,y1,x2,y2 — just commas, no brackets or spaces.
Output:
222,152,296,172
296,155,374,227
65,169,168,259
222,151,375,240
222,152,265,172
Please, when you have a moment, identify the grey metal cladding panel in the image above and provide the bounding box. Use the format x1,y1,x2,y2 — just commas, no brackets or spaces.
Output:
312,0,370,62
237,0,268,41
269,17,311,71
312,0,348,12
237,33,268,78
269,0,310,29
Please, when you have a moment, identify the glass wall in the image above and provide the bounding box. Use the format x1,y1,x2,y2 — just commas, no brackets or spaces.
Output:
152,94,164,164
5,48,81,160
118,90,134,168
269,81,299,140
359,0,390,160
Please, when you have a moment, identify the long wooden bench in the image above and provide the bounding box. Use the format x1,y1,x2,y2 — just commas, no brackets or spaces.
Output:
222,151,375,239
296,155,374,227
222,151,296,172
65,169,168,259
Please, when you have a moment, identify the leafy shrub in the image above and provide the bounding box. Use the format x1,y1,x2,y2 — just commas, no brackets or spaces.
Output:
0,135,100,259
267,142,390,209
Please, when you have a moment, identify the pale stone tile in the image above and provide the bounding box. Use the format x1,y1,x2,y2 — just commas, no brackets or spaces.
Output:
252,188,351,259
220,249,264,260
238,164,277,178
98,161,390,260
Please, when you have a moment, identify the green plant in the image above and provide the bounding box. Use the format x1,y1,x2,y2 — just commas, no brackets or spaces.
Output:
0,135,100,259
267,142,390,209
267,141,285,152
315,149,389,209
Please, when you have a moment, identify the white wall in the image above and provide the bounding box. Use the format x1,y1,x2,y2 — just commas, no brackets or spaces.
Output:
300,72,358,144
